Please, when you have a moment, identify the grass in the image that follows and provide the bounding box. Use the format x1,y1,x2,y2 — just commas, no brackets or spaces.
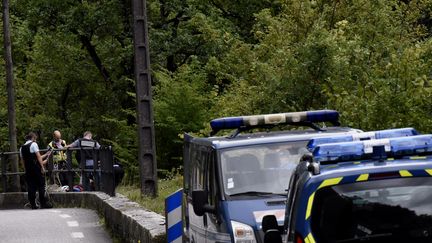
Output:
117,174,183,215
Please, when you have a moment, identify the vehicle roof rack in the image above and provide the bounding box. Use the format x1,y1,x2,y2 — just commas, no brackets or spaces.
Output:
210,110,340,137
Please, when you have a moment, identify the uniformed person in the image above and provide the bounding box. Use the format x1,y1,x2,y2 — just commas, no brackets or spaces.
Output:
67,131,100,191
20,132,53,209
47,130,68,186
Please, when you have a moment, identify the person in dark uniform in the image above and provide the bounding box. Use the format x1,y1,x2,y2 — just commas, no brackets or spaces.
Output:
67,131,100,191
20,132,52,209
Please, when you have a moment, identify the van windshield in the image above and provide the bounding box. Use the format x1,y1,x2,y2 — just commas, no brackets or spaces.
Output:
220,141,308,196
310,177,432,243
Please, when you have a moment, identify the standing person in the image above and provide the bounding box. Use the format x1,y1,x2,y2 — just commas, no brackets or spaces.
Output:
20,132,53,209
47,130,68,186
67,131,100,191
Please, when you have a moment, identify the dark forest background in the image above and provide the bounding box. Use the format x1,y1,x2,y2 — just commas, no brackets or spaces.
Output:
2,0,432,184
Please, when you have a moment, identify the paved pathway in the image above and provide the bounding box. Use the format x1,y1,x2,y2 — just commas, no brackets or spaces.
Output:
0,208,112,243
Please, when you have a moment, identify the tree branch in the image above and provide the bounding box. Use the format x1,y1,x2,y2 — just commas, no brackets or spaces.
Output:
209,0,241,19
79,35,111,84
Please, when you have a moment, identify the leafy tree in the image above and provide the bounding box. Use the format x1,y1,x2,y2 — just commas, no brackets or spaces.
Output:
3,0,432,186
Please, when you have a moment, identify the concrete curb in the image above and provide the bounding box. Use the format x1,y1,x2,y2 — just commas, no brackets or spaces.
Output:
0,192,166,243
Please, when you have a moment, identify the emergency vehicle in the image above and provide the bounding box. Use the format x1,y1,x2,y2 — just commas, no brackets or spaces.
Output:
263,134,432,243
182,109,418,243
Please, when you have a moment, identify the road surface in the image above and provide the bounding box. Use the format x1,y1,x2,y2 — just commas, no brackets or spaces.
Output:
0,208,112,243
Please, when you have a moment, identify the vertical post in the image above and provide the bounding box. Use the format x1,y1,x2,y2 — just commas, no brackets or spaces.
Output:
1,154,7,192
108,147,115,196
48,152,54,184
80,149,85,190
92,148,100,191
98,147,115,196
3,0,20,192
165,189,183,243
99,147,106,194
66,150,73,191
132,0,158,197
103,147,115,196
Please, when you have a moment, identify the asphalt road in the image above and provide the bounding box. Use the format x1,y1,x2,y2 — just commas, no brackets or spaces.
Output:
0,208,112,243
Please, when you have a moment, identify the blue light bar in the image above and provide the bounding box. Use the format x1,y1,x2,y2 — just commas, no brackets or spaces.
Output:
210,110,339,133
313,135,432,163
307,128,419,151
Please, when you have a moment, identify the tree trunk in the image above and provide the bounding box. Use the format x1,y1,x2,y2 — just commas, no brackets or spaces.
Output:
3,0,20,192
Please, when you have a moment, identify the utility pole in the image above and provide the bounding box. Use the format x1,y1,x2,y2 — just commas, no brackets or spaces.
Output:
132,0,158,197
3,0,20,191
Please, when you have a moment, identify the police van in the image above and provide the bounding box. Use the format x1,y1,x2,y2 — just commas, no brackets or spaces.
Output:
183,110,368,243
262,133,432,243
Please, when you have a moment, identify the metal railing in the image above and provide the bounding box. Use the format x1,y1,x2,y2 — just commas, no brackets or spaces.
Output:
0,147,116,196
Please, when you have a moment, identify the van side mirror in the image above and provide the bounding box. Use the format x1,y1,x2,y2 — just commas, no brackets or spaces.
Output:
192,190,215,216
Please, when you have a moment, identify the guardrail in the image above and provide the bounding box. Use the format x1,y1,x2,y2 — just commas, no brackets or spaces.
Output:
0,147,116,196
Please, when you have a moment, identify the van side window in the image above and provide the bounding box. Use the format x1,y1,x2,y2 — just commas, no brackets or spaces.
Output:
207,151,217,206
183,140,191,192
188,144,197,193
192,147,206,190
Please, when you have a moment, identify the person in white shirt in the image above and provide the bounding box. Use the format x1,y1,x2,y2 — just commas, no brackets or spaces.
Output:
20,132,52,209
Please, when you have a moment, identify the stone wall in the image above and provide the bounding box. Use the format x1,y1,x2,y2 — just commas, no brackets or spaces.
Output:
0,192,166,243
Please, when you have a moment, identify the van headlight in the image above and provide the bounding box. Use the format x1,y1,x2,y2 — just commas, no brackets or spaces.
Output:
231,220,257,243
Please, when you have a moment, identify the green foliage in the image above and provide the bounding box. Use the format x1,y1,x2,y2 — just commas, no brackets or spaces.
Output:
154,60,213,168
209,0,432,133
117,172,183,214
2,0,432,187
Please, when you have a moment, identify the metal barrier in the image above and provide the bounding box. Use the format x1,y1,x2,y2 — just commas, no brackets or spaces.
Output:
0,147,116,196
